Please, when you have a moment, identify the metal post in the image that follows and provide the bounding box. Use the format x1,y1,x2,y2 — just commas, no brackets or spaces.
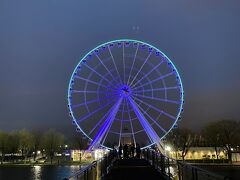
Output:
177,162,182,180
195,168,198,180
160,154,165,174
100,160,103,179
147,150,148,160
104,157,106,176
152,151,155,166
192,167,195,180
167,157,171,179
156,153,159,169
84,171,86,180
87,169,89,180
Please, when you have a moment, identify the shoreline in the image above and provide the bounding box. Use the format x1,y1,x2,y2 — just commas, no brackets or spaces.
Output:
0,162,91,167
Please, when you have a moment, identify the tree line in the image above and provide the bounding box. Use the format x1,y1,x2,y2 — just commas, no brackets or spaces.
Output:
165,119,240,163
1,119,239,164
0,129,88,164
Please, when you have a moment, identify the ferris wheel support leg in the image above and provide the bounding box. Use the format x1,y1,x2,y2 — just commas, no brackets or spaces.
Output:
128,97,165,154
88,97,123,150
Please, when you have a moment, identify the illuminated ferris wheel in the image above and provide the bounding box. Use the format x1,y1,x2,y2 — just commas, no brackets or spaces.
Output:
67,39,184,150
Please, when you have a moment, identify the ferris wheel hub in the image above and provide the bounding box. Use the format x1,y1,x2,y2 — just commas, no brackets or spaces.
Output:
120,85,132,97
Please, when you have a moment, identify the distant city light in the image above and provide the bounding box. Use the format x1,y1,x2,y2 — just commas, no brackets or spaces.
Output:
94,149,106,160
165,146,172,152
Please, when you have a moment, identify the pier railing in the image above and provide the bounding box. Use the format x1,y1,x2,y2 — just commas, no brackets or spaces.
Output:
143,149,229,180
65,148,229,180
65,152,115,180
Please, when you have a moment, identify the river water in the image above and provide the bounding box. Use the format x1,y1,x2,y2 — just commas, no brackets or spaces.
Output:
202,166,240,180
1,164,239,180
0,165,85,180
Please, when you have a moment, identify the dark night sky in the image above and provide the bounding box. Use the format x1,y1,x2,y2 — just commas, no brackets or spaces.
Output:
0,0,240,134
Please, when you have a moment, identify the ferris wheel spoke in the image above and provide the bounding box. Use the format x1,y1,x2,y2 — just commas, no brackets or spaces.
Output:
129,51,153,87
75,75,118,91
127,97,162,145
89,111,110,136
131,95,176,120
83,63,120,89
108,46,123,85
132,71,175,91
77,97,118,123
71,90,117,94
88,97,123,150
134,101,167,134
133,93,181,105
72,93,119,109
126,100,136,145
101,120,115,146
133,86,179,93
134,129,148,135
95,53,121,87
127,44,139,85
122,45,126,85
131,60,164,88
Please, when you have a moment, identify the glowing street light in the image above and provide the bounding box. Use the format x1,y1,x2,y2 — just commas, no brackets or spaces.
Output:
165,146,172,152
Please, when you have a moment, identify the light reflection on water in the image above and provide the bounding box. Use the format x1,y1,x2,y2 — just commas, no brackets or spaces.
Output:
0,165,88,180
165,165,178,178
32,165,41,180
58,165,84,179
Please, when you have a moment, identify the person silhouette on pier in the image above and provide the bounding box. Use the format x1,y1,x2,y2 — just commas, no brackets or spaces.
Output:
130,143,135,158
123,144,129,159
118,144,122,159
136,144,141,159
